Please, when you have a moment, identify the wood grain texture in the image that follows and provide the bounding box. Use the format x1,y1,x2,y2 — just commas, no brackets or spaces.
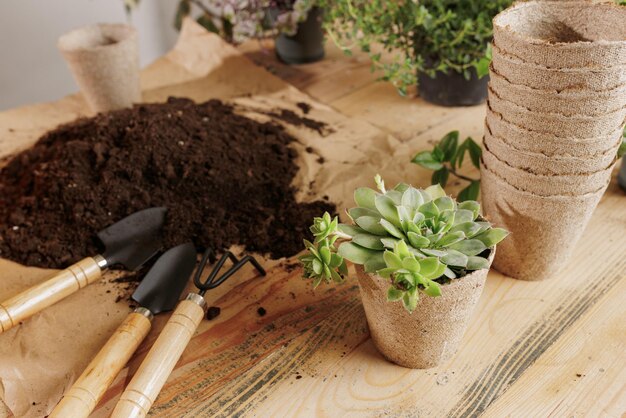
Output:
49,311,151,418
0,256,101,333
111,297,205,418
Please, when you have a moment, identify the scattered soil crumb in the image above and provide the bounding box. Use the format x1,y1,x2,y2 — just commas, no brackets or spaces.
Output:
296,102,312,114
206,306,221,320
282,261,300,273
264,109,330,135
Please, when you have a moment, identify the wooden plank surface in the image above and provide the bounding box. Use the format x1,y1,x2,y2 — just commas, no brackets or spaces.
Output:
2,39,625,417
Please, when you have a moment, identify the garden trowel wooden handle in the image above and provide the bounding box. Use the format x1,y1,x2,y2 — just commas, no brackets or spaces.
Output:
49,308,152,418
0,256,105,334
111,294,206,418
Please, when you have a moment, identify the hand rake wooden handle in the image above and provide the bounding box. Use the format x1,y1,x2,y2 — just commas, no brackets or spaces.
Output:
49,309,152,418
111,294,206,418
0,256,104,334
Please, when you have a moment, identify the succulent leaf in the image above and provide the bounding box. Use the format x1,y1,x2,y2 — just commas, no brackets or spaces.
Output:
449,239,487,256
355,216,387,235
375,194,402,227
354,187,378,210
473,228,509,247
352,233,385,250
338,241,377,264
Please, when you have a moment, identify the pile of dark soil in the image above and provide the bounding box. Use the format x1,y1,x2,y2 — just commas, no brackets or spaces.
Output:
0,97,334,269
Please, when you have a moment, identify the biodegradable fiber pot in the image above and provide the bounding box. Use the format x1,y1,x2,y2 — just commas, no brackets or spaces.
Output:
480,164,607,281
493,1,626,69
355,248,494,369
488,69,626,117
275,7,325,65
490,44,626,92
418,67,488,107
485,108,623,158
58,23,141,113
488,88,626,138
481,145,613,196
484,125,617,175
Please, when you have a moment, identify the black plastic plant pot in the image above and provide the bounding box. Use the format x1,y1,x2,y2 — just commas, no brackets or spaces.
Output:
618,158,626,192
275,7,325,65
418,67,489,107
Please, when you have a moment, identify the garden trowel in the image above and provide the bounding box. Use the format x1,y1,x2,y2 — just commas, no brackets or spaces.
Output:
111,248,266,418
0,207,167,334
50,242,197,418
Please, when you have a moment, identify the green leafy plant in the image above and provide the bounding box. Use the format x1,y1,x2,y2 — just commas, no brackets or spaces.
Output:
412,131,482,202
323,0,512,95
299,176,508,312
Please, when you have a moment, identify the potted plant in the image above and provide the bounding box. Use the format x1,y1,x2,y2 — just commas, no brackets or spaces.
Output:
324,0,512,105
271,1,325,64
299,176,508,368
170,0,325,63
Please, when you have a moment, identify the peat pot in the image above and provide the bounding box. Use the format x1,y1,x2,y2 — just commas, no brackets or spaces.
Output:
355,248,495,369
58,23,141,113
275,7,325,64
418,67,489,107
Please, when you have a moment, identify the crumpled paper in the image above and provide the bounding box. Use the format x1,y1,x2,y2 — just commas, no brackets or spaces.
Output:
0,19,416,417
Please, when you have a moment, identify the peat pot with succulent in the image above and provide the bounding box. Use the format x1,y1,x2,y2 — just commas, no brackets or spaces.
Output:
170,0,324,64
324,0,512,106
300,176,508,368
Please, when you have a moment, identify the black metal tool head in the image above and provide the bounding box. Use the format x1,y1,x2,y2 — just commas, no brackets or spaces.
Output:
97,207,167,270
192,249,266,296
132,242,197,315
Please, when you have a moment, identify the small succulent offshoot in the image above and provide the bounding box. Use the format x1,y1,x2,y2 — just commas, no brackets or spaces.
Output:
299,176,508,313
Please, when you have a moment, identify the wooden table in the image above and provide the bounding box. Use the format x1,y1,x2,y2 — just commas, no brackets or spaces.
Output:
144,41,624,417
3,39,626,417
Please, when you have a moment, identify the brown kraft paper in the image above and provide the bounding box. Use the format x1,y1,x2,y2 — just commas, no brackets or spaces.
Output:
58,23,141,113
354,247,494,369
490,44,626,92
488,89,626,138
484,125,617,175
481,146,613,196
480,163,608,281
493,1,626,69
485,108,624,158
488,67,626,117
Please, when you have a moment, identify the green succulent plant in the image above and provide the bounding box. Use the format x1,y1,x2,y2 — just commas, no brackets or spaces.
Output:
299,176,508,312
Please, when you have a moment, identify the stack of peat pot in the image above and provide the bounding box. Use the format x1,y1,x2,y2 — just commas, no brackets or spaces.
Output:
481,1,626,281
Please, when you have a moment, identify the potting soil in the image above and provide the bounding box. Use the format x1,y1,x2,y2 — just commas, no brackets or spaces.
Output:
0,97,334,268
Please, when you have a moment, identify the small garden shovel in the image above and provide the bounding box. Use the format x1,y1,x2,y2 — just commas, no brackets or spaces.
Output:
50,242,197,418
0,207,166,334
110,249,266,418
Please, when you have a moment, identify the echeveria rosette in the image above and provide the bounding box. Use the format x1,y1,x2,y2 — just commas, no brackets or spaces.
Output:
299,212,348,288
299,176,508,312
